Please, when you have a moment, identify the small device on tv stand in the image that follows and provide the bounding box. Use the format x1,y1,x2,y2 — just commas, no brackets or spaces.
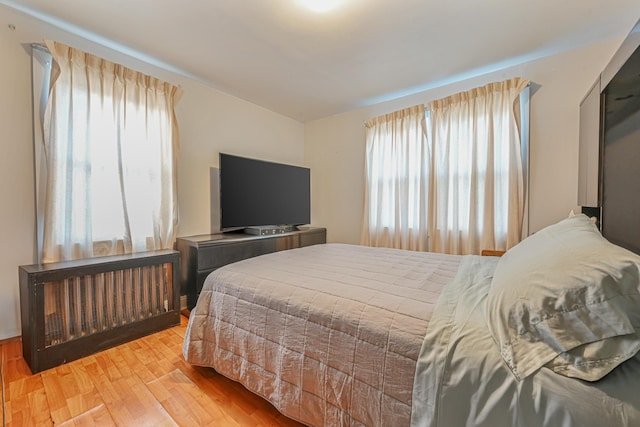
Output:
244,225,298,236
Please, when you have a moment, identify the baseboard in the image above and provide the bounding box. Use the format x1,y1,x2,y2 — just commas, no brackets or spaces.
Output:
0,336,20,346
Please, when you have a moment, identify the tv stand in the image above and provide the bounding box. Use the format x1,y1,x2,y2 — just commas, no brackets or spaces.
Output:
244,225,297,236
175,227,326,310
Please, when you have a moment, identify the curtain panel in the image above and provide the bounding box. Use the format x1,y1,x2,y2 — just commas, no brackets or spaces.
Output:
361,105,430,251
41,41,182,262
427,77,529,254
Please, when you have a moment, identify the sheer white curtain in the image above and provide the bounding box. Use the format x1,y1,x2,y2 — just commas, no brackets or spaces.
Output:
427,77,530,254
361,105,430,251
41,41,182,262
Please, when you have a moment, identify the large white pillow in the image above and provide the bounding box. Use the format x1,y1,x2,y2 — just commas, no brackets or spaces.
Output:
486,214,640,381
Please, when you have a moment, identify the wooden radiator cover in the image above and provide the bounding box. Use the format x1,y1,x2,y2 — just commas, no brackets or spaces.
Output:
19,249,180,373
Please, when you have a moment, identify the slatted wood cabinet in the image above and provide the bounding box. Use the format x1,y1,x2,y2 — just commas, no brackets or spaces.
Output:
176,227,327,310
19,249,181,373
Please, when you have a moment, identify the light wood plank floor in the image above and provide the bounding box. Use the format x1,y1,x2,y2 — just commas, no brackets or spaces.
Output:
0,316,304,426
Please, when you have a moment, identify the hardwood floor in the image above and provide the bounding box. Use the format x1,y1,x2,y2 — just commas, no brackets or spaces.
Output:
0,316,304,426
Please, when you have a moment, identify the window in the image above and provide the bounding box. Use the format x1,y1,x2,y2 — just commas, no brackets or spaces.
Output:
361,105,430,251
36,41,181,262
362,78,530,255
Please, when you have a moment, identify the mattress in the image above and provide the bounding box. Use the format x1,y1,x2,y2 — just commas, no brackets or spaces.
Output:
182,243,462,426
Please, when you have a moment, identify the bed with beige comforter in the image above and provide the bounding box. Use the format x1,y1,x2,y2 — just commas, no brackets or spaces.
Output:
183,243,460,426
184,218,640,427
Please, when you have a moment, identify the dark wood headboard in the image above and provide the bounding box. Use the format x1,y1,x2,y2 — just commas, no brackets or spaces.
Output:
578,18,640,255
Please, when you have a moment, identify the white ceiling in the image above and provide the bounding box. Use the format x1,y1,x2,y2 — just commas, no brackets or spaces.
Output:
2,0,640,122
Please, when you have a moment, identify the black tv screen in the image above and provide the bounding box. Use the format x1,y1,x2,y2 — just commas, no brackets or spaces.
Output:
219,153,310,230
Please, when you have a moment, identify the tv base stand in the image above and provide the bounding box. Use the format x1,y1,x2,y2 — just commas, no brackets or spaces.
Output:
244,225,297,236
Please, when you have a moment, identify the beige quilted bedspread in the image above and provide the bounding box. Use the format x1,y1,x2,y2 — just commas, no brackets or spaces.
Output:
183,243,461,426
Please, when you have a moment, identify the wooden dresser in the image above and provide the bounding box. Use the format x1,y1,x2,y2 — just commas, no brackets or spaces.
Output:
176,227,327,310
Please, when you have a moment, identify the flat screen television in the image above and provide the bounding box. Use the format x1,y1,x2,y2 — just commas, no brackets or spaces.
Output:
219,153,310,232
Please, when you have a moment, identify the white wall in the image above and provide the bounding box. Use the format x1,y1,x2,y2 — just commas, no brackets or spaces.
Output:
0,14,305,340
305,39,622,244
0,30,36,340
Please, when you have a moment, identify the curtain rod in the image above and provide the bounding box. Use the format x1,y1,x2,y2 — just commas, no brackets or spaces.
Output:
31,42,49,53
363,79,532,124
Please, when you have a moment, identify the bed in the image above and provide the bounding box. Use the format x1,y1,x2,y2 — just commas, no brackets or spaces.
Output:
183,214,640,426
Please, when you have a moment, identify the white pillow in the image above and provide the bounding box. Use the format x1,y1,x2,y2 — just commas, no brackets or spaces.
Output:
486,214,640,381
